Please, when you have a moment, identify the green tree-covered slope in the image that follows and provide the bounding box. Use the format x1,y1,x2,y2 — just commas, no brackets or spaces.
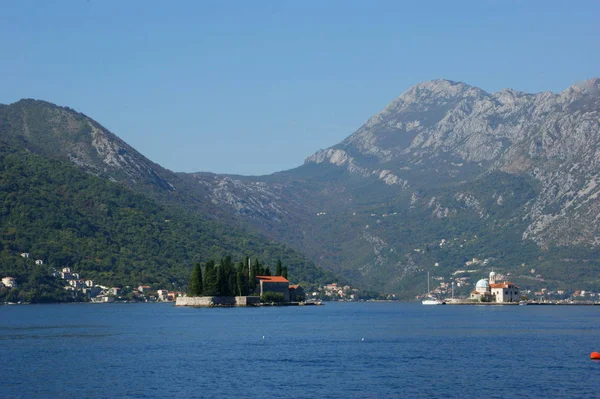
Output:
0,142,333,293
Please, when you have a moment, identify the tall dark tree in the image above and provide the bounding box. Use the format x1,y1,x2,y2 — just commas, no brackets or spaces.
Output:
203,260,217,296
249,258,258,294
243,256,250,274
264,266,271,276
236,271,244,296
275,259,282,276
216,264,227,296
227,268,236,296
282,266,288,280
188,262,203,296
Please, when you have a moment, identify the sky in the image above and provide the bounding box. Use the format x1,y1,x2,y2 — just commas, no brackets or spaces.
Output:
1,1,599,176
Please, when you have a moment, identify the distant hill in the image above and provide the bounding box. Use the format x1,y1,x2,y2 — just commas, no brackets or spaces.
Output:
0,141,333,291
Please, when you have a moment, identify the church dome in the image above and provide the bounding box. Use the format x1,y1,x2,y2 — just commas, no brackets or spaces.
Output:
475,278,490,294
476,279,489,289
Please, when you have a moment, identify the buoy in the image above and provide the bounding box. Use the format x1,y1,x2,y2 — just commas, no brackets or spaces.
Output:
361,338,365,342
590,352,600,360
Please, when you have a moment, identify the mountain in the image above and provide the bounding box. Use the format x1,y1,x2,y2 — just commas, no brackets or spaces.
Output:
190,78,600,296
0,105,334,291
3,77,600,298
306,78,600,248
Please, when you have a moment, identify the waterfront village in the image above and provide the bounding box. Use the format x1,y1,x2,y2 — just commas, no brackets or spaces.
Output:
3,252,600,305
2,252,330,304
2,252,372,305
417,255,600,304
0,252,184,303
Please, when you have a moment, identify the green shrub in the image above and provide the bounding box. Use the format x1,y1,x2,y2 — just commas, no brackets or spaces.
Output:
260,291,285,303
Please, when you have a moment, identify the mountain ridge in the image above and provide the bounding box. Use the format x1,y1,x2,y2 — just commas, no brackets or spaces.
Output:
3,76,600,297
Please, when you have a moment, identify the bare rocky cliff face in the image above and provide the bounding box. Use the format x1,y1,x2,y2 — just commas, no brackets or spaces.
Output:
305,78,600,249
0,99,176,191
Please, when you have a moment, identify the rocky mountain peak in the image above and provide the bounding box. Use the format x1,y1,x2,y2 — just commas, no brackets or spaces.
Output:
0,99,176,191
403,79,483,99
573,77,600,97
378,79,488,116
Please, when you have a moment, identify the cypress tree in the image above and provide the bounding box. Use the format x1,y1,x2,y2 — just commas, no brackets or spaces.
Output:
249,260,257,294
216,264,226,296
221,255,233,270
243,271,249,296
252,258,260,274
236,271,244,296
227,266,236,296
275,259,282,276
282,266,288,280
264,266,271,276
236,261,244,274
204,260,216,296
188,262,203,296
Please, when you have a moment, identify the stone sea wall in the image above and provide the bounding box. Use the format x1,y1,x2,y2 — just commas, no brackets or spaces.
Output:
175,296,261,307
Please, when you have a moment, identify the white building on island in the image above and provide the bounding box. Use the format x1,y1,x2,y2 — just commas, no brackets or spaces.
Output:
470,271,520,303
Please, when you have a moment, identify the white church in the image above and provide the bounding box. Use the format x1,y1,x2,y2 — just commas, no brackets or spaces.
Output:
470,271,520,303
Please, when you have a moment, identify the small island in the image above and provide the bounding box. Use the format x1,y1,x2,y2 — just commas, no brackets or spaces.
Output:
176,257,310,307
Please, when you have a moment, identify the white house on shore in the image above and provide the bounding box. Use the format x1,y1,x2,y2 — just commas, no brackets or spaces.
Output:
157,290,169,301
2,276,17,288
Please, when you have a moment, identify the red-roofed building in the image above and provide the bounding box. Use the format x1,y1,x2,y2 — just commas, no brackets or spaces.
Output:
469,271,520,303
490,281,520,302
256,276,290,301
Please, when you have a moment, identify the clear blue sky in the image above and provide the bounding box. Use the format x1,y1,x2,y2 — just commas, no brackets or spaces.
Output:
1,1,598,175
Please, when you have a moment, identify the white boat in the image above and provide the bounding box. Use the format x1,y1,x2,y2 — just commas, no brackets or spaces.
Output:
422,298,445,305
422,271,445,305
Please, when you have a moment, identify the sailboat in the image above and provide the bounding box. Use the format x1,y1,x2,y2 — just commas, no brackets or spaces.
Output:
422,271,445,305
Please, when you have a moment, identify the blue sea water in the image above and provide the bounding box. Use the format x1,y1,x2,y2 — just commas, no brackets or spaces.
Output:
1,302,600,398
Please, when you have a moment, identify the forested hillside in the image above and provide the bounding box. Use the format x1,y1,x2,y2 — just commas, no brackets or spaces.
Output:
0,142,333,293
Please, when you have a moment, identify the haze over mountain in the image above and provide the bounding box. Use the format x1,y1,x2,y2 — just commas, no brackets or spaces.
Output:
2,77,600,297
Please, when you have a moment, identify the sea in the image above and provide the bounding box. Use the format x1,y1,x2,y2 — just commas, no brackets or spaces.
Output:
1,302,599,399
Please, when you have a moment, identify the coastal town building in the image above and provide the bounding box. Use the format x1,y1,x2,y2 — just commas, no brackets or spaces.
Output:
2,276,17,288
157,289,169,301
470,271,520,303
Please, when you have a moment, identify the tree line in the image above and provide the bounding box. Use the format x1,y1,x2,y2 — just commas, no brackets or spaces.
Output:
188,256,288,297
